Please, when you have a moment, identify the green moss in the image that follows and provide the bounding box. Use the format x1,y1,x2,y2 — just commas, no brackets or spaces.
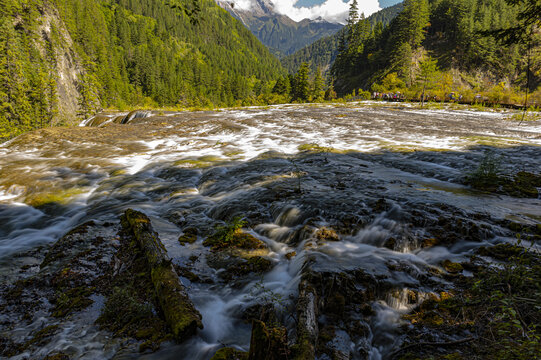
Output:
210,347,248,360
52,286,94,318
477,243,526,260
291,332,314,360
442,260,463,273
26,188,86,208
178,227,198,245
203,218,266,251
503,171,541,198
97,287,153,330
151,264,203,340
402,242,541,359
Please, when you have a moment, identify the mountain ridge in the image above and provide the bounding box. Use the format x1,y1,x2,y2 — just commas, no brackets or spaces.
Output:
215,0,342,57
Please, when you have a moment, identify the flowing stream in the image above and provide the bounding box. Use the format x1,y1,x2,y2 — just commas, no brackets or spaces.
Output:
1,102,540,359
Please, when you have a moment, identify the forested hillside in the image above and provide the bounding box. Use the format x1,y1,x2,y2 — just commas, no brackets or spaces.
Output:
281,3,404,74
332,0,541,101
0,0,284,140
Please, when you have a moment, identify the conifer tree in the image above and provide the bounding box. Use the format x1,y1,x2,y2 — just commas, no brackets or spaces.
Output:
292,62,311,102
312,67,325,102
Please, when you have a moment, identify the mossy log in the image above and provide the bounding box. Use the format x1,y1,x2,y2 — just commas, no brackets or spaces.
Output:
121,209,203,341
292,279,318,360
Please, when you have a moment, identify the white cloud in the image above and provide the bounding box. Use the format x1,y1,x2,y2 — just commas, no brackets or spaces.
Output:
272,0,381,24
227,0,381,24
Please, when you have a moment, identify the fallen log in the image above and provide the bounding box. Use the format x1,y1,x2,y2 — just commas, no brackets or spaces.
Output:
292,278,318,360
121,209,203,341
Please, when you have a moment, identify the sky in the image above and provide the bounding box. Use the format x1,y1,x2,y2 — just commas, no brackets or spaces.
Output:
232,0,402,24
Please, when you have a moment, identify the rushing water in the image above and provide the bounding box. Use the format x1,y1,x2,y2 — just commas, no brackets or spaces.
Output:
1,102,540,359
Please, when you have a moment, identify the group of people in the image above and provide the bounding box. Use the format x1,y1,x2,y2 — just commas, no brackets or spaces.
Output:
372,91,465,103
372,92,406,101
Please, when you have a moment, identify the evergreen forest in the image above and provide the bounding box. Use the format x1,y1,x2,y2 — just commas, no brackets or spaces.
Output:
0,0,284,139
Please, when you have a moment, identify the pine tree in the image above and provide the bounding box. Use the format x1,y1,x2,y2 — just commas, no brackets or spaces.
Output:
272,76,290,96
292,62,311,102
417,56,439,107
312,67,325,102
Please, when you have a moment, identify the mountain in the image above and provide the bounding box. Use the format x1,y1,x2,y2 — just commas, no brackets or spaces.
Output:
215,0,342,57
281,2,404,74
0,0,284,139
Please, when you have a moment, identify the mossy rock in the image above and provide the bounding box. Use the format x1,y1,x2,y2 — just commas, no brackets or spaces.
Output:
476,243,525,260
52,286,94,318
504,171,541,198
315,227,340,242
442,260,463,273
422,237,439,248
26,188,85,208
210,347,248,360
204,229,266,251
178,227,198,245
220,256,273,281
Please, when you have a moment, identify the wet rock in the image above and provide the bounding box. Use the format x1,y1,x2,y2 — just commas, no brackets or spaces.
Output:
248,320,289,360
372,198,390,212
466,169,541,198
86,115,110,127
120,110,151,124
285,251,296,260
383,237,397,249
203,221,266,251
178,227,198,245
44,352,70,360
476,243,526,260
442,260,463,274
220,256,273,281
121,209,203,341
421,237,439,248
211,347,248,360
315,227,340,242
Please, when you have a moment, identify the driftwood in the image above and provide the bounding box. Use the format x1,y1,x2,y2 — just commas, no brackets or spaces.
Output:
121,209,203,341
389,336,475,359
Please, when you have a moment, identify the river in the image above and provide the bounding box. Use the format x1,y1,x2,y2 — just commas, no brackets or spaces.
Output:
1,102,540,359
